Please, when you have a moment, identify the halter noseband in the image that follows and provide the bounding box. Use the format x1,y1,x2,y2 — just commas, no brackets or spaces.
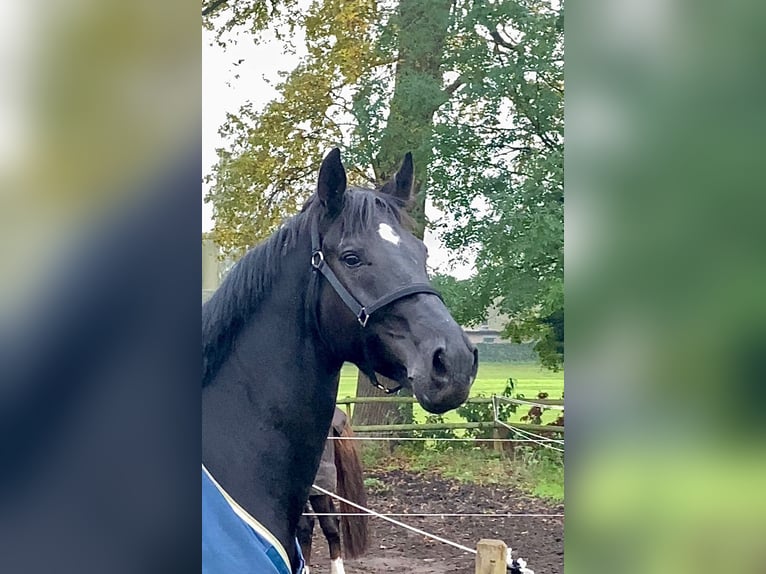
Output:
310,219,443,394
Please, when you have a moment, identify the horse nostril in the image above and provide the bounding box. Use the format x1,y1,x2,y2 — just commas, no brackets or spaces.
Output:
432,347,448,379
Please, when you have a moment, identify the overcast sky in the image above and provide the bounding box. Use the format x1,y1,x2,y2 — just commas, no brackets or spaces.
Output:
202,26,474,279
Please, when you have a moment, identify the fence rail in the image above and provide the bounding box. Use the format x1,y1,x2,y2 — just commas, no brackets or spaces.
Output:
336,395,564,405
351,421,564,434
335,395,564,436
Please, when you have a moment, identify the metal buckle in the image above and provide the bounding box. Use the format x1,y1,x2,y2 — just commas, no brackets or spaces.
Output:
357,308,369,327
311,250,324,269
367,371,403,394
373,380,402,394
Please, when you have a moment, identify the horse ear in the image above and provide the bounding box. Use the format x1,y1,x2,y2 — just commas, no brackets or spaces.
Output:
317,148,347,215
380,152,414,201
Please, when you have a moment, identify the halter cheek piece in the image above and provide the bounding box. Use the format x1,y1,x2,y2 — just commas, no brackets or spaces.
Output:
311,219,443,394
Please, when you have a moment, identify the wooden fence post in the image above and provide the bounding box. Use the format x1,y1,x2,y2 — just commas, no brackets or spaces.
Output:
475,539,507,574
492,424,504,455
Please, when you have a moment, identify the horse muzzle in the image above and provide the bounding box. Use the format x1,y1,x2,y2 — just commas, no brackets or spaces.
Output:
408,340,478,414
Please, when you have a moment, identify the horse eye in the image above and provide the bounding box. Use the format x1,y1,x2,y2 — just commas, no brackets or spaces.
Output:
341,253,362,268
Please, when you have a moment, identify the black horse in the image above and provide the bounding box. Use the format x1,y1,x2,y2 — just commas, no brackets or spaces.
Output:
202,149,478,573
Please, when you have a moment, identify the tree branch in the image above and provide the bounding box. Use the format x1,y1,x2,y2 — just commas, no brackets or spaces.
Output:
202,0,228,18
507,80,561,152
348,166,377,187
541,76,564,97
371,56,400,68
444,76,465,96
489,29,520,53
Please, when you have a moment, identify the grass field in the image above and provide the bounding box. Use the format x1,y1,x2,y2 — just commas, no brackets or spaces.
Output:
337,361,564,425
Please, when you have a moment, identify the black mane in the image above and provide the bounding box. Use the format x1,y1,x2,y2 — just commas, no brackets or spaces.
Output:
201,187,408,387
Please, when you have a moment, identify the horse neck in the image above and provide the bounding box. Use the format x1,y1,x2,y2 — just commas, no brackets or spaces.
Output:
202,238,343,569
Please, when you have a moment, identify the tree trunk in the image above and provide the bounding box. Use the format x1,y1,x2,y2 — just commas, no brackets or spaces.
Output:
351,374,413,429
353,0,451,426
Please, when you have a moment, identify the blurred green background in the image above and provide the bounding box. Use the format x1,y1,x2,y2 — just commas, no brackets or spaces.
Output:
567,0,766,571
338,361,564,424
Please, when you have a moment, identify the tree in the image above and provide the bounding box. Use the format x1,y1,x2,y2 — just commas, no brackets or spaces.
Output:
203,0,564,422
427,1,564,369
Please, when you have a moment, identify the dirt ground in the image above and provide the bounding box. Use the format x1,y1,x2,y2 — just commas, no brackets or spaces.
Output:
305,469,564,574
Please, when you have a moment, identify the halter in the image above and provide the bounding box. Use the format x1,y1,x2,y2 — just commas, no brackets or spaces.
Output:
310,218,443,394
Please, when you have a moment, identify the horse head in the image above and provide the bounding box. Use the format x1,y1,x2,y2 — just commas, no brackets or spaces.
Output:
310,149,478,414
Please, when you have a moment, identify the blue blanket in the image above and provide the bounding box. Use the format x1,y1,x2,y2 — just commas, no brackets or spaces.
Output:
202,467,304,574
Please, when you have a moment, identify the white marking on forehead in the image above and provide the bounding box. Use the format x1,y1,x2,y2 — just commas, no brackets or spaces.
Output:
378,223,400,245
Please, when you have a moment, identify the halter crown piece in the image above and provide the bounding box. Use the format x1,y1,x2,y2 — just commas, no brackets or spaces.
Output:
310,218,443,394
